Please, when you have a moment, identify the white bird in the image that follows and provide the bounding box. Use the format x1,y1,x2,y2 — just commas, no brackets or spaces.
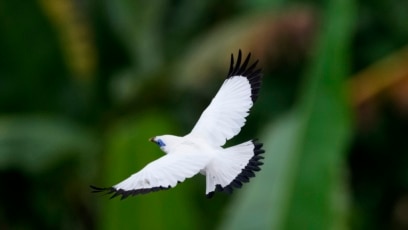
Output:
91,50,264,199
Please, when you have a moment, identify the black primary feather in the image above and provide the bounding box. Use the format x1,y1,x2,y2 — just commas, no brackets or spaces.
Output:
90,185,172,200
226,50,263,103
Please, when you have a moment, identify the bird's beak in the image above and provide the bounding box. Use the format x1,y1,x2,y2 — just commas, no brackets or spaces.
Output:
149,137,155,142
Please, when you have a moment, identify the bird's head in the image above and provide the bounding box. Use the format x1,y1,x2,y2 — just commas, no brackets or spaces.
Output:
149,135,181,153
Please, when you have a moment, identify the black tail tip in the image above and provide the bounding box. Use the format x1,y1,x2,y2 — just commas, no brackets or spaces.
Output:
252,139,264,154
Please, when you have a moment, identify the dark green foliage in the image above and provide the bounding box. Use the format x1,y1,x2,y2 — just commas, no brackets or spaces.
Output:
0,0,407,229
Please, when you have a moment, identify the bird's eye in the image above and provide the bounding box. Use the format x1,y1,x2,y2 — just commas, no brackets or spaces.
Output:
157,139,166,147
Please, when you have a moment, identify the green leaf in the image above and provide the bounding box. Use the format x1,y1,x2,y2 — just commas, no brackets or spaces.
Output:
219,113,302,230
220,0,355,229
105,0,167,71
0,116,96,173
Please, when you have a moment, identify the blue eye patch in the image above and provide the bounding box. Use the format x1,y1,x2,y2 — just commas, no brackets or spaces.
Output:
157,139,166,147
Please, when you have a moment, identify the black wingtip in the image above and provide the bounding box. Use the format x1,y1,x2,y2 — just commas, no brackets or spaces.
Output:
90,185,112,193
206,192,214,199
209,139,265,197
231,50,243,74
227,53,234,76
90,184,172,200
227,50,263,103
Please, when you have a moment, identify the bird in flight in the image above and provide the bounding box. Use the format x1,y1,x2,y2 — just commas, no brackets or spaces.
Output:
91,50,264,199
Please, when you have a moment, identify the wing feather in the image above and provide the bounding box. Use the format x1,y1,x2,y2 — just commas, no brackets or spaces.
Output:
189,50,262,146
91,152,210,199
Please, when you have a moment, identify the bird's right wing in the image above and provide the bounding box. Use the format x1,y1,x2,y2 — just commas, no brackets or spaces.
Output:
189,50,262,147
91,151,210,199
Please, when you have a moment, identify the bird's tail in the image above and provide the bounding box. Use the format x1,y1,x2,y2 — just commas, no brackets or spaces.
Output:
205,140,265,198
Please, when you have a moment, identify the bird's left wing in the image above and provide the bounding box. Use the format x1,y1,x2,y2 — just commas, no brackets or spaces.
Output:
189,50,262,147
91,151,210,199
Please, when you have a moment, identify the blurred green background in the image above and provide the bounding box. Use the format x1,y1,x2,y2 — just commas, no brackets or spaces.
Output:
1,0,408,229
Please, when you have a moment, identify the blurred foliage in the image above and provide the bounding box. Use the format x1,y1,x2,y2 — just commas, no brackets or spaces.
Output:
0,0,408,229
220,0,354,229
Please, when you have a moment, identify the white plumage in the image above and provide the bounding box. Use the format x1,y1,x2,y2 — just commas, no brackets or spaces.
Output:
91,50,264,199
